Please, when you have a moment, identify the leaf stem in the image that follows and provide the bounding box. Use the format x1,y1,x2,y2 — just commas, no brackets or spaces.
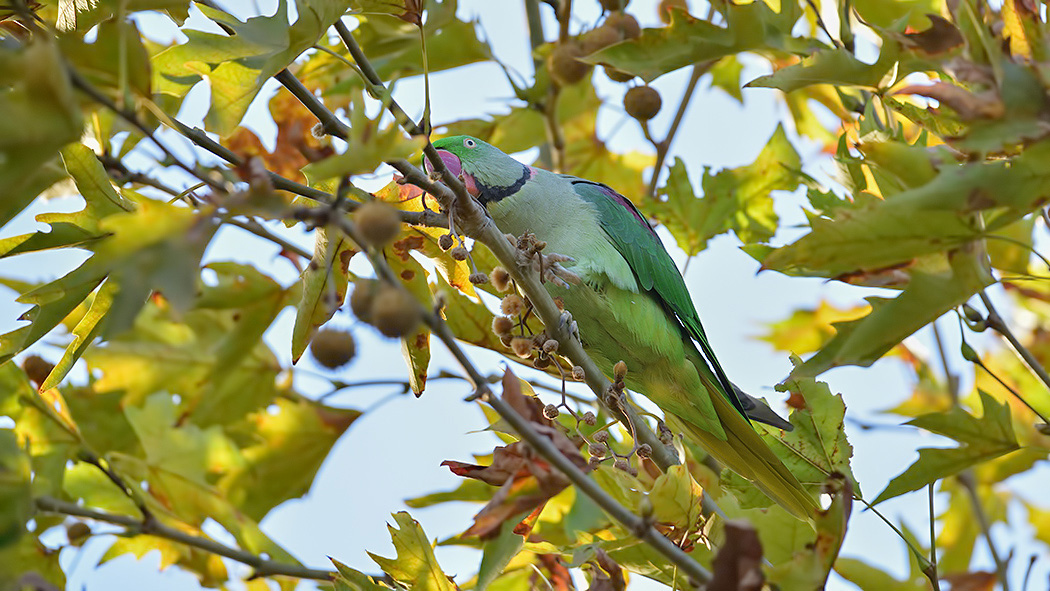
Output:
34,496,335,581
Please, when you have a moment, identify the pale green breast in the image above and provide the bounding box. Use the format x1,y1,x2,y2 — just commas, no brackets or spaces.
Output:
485,168,639,292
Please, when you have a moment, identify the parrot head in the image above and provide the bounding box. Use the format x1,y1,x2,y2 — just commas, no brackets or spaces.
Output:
427,135,532,205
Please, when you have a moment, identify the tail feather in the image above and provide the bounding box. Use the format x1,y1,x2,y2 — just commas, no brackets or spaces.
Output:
675,386,818,521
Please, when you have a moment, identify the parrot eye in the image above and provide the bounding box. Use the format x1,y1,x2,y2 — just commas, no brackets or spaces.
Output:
463,138,477,149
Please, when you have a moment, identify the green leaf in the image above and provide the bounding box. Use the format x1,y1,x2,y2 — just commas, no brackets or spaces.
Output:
835,557,927,591
0,430,32,548
368,511,456,591
873,391,1020,504
476,512,527,591
0,261,108,364
747,43,901,93
220,398,360,521
763,139,1050,278
39,280,116,391
153,0,349,135
726,359,859,508
649,125,799,255
91,199,217,337
333,558,394,591
708,56,744,103
387,240,432,395
793,252,993,377
647,464,702,529
291,229,357,363
405,478,497,508
87,290,284,424
314,0,490,99
300,93,426,182
2,143,134,259
586,2,809,82
0,40,83,228
851,0,944,28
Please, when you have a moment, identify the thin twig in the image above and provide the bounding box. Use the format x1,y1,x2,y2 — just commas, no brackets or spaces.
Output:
958,472,1011,591
274,69,350,140
524,0,552,169
66,69,225,194
646,62,710,199
928,483,941,591
164,117,446,228
806,0,843,48
979,289,1050,401
225,218,313,259
334,19,425,136
932,320,960,403
34,496,335,581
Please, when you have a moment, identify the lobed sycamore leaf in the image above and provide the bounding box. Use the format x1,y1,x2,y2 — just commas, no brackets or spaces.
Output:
648,125,798,255
586,1,809,82
368,512,457,591
873,391,1021,504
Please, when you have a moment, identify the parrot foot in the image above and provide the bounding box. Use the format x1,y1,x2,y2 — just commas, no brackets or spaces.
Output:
513,232,581,288
558,310,580,343
519,251,581,288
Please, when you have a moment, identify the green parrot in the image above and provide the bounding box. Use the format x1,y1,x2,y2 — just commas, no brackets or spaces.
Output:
428,135,818,519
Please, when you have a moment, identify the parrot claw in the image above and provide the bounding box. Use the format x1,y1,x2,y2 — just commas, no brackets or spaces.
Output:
558,310,580,343
516,250,581,288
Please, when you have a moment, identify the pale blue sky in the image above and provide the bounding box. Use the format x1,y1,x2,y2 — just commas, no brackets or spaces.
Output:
2,1,1047,589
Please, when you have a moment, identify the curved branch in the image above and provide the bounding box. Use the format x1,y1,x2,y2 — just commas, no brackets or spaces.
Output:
34,496,335,581
296,203,711,587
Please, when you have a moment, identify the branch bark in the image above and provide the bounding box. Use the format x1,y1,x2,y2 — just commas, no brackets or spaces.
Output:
34,496,335,581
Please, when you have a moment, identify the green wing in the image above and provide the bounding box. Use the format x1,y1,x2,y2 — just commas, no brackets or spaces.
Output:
570,179,748,419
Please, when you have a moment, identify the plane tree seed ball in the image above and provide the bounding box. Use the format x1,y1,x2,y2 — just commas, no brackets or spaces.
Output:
370,286,422,338
624,86,662,120
605,12,641,40
350,280,379,322
600,0,628,10
354,201,401,247
548,42,591,86
310,328,356,369
580,25,621,54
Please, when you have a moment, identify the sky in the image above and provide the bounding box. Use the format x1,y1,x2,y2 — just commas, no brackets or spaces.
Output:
1,0,1048,589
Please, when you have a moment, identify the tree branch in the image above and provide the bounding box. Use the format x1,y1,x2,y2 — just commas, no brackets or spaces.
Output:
274,69,350,140
34,496,335,581
163,117,446,228
293,203,711,587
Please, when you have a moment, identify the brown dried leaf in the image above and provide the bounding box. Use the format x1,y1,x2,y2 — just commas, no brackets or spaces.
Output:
709,520,765,591
449,370,589,538
537,554,576,591
898,15,964,54
895,83,1004,121
586,549,626,591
